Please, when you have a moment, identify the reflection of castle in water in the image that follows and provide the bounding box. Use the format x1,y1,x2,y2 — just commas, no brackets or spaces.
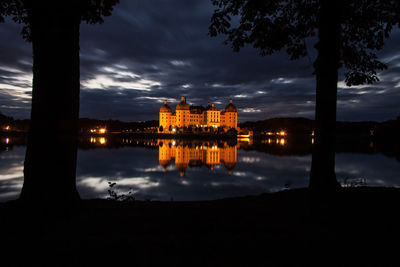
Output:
158,140,237,177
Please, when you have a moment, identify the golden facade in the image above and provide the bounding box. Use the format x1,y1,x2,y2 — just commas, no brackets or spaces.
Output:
158,140,237,177
159,96,237,133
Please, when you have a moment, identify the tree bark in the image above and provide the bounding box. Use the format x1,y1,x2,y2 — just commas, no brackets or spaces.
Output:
19,3,81,204
309,0,342,192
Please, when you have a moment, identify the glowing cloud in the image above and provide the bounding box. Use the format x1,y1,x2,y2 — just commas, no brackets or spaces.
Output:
271,77,295,84
82,68,161,91
241,108,262,113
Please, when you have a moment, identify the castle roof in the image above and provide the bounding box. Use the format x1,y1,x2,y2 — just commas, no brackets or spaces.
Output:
190,105,205,114
225,99,237,112
160,100,172,113
176,96,189,110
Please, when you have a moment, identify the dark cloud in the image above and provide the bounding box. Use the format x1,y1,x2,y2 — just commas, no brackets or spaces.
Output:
0,0,399,121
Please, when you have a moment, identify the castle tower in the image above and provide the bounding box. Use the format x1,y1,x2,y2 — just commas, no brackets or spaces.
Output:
224,98,237,129
159,100,172,132
175,144,189,177
223,145,237,175
206,103,221,128
158,141,172,172
205,144,220,171
176,96,190,128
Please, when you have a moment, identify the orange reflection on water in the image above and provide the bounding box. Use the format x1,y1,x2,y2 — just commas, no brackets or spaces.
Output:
90,137,107,145
260,138,287,146
158,139,237,177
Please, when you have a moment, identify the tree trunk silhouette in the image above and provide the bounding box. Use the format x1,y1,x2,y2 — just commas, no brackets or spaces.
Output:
20,4,81,203
309,0,342,192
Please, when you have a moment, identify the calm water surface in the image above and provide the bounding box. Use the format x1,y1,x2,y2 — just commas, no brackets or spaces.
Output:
1,136,400,201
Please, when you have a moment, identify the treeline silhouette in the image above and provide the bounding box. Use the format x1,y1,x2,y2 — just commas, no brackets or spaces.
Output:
78,118,158,133
3,113,400,141
0,113,158,133
241,117,400,139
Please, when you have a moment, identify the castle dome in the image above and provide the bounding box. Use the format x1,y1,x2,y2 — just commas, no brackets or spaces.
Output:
160,100,172,113
176,96,189,110
224,161,236,176
225,99,237,112
175,162,188,177
224,161,236,171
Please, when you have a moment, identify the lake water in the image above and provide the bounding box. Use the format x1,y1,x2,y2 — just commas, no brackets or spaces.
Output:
1,136,400,201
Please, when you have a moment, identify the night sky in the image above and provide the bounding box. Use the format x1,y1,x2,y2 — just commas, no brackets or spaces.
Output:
0,0,400,122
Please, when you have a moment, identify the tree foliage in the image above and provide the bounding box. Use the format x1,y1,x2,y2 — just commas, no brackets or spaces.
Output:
209,0,400,86
0,0,119,41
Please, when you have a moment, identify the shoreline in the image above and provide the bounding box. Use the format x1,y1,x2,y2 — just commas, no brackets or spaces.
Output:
2,186,400,265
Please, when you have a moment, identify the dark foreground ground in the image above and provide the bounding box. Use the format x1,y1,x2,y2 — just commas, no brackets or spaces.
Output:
2,187,400,266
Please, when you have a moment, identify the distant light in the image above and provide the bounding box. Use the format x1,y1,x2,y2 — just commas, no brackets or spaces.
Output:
280,139,286,145
5,126,10,131
280,131,286,136
5,138,9,144
100,137,106,144
99,128,106,134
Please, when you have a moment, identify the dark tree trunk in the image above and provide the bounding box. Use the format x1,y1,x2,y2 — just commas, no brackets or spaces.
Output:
309,0,342,192
19,3,81,204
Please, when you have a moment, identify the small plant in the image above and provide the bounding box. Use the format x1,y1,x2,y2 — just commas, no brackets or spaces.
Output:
284,180,292,190
107,182,135,201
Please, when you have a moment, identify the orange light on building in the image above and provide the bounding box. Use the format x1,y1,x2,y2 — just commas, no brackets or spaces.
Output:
99,137,106,144
280,131,286,136
5,125,10,131
159,97,237,133
280,139,286,145
99,128,106,134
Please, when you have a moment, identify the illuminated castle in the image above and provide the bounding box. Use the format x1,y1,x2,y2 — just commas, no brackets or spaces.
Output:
159,96,237,133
